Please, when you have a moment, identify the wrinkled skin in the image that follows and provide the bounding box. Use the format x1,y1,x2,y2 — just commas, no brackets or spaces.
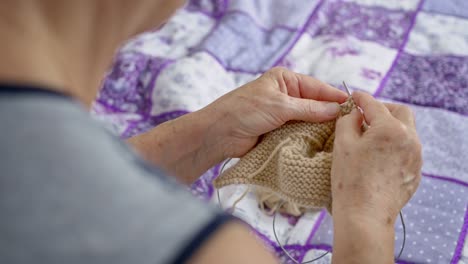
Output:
332,91,423,224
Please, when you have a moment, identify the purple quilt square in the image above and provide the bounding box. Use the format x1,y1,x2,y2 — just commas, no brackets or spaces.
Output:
193,11,297,73
98,52,173,115
306,1,416,49
379,53,468,115
423,0,468,19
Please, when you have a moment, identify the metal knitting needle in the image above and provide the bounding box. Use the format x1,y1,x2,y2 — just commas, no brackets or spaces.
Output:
343,81,370,131
342,81,351,96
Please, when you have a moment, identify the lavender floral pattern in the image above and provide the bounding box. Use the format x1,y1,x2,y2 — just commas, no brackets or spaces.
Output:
186,0,227,18
381,53,468,115
97,52,173,115
306,1,414,49
191,164,221,200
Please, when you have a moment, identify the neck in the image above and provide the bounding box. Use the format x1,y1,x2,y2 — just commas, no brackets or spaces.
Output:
0,1,182,108
0,3,122,107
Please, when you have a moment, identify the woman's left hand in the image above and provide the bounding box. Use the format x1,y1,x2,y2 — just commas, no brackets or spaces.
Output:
204,67,348,159
130,67,347,184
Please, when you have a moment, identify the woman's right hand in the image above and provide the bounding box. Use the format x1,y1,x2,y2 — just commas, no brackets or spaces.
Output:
330,91,422,264
331,91,422,225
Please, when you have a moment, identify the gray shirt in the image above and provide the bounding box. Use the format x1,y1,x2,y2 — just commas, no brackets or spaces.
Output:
0,85,230,264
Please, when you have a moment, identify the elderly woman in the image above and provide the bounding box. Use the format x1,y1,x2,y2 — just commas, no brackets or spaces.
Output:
0,1,422,264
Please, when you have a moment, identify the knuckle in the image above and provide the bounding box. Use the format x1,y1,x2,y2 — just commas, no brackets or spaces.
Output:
268,66,288,75
265,67,287,80
263,67,292,92
396,105,416,123
386,102,398,108
401,105,415,119
373,120,417,148
399,137,422,159
394,126,409,140
399,105,412,113
386,120,408,138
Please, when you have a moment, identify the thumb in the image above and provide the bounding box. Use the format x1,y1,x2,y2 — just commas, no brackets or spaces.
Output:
335,108,363,140
288,97,341,122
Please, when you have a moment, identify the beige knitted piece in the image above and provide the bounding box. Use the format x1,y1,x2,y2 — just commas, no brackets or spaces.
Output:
214,98,356,216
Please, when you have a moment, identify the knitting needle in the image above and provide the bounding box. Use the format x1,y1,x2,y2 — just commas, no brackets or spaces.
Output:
342,81,351,96
342,81,369,131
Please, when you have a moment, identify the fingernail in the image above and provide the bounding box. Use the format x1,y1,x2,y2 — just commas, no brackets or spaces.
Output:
325,103,341,117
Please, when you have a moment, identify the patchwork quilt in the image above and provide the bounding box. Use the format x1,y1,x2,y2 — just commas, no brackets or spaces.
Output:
92,1,468,263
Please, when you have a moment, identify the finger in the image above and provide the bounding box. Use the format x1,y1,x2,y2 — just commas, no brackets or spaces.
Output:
335,108,362,140
295,73,348,103
287,97,342,122
352,91,391,125
383,103,416,128
266,67,348,103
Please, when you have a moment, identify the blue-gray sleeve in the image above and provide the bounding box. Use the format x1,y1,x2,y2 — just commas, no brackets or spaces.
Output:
0,95,232,264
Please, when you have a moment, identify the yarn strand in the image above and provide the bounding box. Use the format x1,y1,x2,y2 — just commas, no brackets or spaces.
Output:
246,137,292,179
226,138,292,212
272,203,329,264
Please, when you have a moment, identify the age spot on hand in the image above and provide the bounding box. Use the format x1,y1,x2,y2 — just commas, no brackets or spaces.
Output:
386,216,392,226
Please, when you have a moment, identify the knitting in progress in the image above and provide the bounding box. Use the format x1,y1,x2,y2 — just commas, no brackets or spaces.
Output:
214,97,356,216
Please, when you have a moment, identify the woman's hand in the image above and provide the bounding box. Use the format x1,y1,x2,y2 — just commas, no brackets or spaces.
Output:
205,67,348,158
331,91,422,264
331,91,422,222
129,67,347,184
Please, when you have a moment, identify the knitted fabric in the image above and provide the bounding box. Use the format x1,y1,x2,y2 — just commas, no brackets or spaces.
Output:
214,98,356,216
